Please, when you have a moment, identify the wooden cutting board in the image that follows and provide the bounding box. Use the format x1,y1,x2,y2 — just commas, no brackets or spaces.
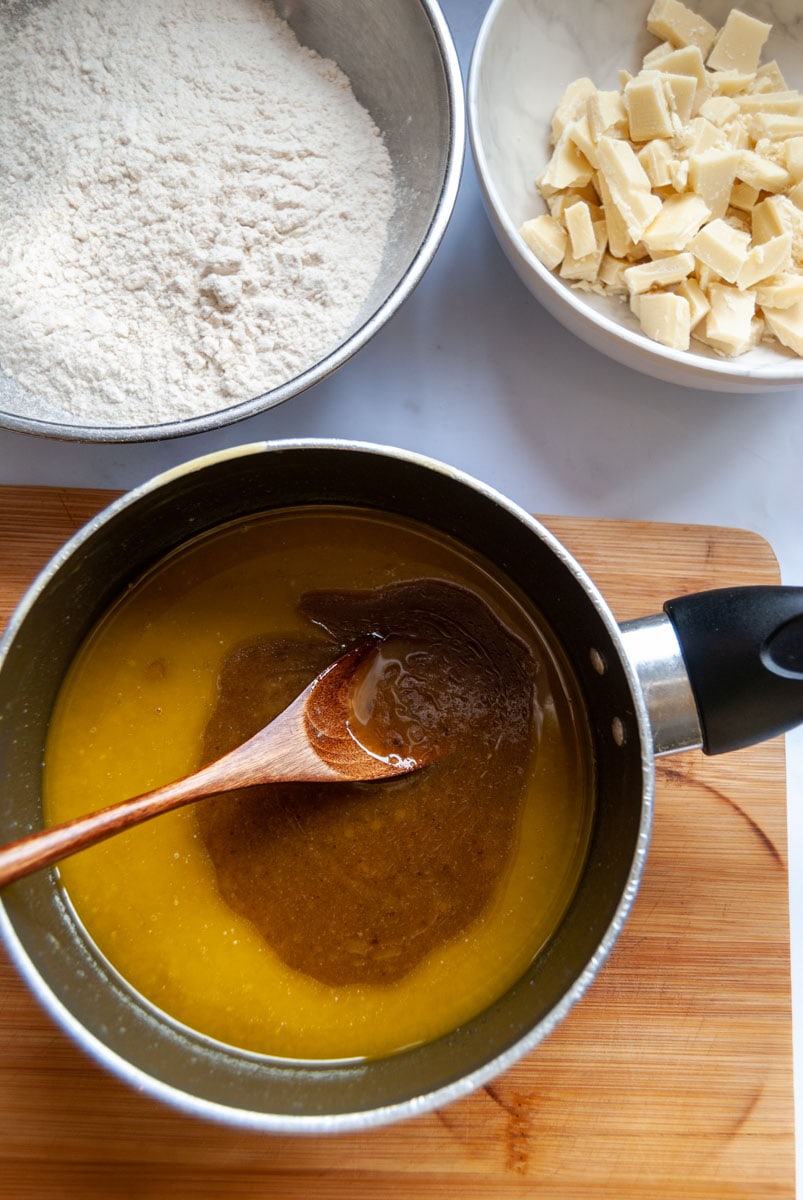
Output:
0,487,794,1199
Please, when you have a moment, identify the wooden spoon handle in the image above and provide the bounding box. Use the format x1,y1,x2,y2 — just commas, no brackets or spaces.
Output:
0,769,214,888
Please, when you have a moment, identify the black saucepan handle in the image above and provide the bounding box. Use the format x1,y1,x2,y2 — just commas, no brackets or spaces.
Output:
663,586,803,755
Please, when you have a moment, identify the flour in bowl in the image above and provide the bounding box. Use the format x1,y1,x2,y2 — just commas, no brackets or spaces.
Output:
0,0,394,427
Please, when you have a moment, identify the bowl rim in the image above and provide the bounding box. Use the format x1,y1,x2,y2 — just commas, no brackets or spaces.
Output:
0,0,466,444
466,0,803,390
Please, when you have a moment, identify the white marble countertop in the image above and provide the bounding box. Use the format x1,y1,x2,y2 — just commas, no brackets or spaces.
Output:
0,0,800,1181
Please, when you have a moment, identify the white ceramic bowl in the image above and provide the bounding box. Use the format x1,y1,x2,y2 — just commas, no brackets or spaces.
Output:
468,0,803,393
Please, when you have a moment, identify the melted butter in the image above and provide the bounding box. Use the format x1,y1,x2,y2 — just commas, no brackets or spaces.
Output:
43,507,594,1061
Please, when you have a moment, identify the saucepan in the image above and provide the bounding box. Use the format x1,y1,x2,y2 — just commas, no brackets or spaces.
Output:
0,439,800,1131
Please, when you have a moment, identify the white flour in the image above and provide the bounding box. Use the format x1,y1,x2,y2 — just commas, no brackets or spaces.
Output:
0,0,394,427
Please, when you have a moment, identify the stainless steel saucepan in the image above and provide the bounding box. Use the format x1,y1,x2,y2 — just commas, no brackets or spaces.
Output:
0,440,800,1131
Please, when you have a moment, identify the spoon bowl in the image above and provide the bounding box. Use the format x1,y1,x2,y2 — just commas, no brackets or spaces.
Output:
0,636,434,889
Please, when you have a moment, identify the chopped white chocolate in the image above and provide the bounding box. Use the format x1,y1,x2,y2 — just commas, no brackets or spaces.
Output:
729,179,760,212
735,148,792,194
586,90,629,141
639,138,675,187
596,136,663,241
567,115,600,170
564,200,598,259
642,192,711,252
623,250,695,293
624,72,677,140
523,3,803,360
644,40,674,68
704,282,757,353
753,195,803,262
737,232,792,289
754,273,803,308
668,156,690,190
691,217,751,281
539,128,594,192
680,115,727,154
747,112,803,140
654,43,708,90
638,290,692,348
698,95,739,125
594,168,639,259
785,138,803,182
675,275,711,326
663,72,698,123
763,298,803,354
710,69,756,96
647,0,716,55
551,77,597,142
707,9,771,75
752,60,787,93
597,253,631,292
559,218,607,282
520,215,568,270
736,90,803,113
688,148,740,219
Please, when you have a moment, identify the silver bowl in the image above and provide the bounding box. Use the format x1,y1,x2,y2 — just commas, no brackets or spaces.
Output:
0,0,464,442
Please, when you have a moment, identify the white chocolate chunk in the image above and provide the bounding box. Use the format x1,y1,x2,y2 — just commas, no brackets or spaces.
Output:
729,179,760,212
752,195,803,262
567,115,600,170
703,282,757,354
596,136,663,241
664,72,698,123
639,138,674,187
710,69,756,96
698,95,739,126
737,232,792,289
707,9,771,75
638,290,692,348
643,41,674,67
642,192,711,252
747,112,803,140
654,44,708,90
624,72,677,140
559,218,608,281
520,215,568,270
597,253,631,291
647,0,716,55
675,275,710,327
688,148,740,219
754,273,803,308
735,90,803,114
680,115,727,154
763,298,803,354
594,168,638,258
691,217,750,282
790,180,803,210
751,60,787,93
735,149,792,194
564,200,597,258
551,76,597,142
623,250,695,293
539,128,594,192
586,90,629,141
785,138,803,183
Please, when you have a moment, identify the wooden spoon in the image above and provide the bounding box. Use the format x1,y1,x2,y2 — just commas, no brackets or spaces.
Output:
0,637,434,889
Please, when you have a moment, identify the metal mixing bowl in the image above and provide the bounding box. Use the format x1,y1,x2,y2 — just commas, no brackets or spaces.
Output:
0,0,464,441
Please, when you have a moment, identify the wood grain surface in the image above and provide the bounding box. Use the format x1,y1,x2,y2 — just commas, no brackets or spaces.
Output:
0,487,794,1199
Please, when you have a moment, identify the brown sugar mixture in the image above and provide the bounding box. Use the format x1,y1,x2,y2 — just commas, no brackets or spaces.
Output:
197,579,537,986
